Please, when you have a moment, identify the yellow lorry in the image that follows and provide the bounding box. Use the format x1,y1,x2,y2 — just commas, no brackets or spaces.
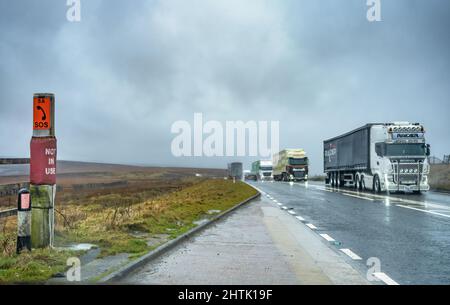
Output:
273,149,309,182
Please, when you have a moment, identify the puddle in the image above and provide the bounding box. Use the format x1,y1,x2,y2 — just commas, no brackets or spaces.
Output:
193,219,209,226
56,243,97,251
207,209,221,214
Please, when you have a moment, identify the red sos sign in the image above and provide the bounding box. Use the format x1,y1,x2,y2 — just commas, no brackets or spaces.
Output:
33,96,51,130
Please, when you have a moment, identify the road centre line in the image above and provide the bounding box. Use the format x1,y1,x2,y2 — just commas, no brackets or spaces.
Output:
300,183,450,211
342,193,374,201
397,205,450,219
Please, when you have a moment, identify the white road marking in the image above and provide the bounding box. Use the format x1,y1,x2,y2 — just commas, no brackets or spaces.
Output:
295,216,305,222
343,193,374,201
288,210,296,215
306,223,317,230
281,206,288,210
272,199,278,203
340,248,362,260
372,272,399,285
276,202,283,206
397,205,450,219
319,234,335,242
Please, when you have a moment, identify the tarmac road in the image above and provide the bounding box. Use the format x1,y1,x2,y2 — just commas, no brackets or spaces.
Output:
248,180,450,285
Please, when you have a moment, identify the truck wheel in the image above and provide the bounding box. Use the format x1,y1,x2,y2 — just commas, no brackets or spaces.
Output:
359,176,365,191
355,175,360,190
331,173,335,187
373,175,381,193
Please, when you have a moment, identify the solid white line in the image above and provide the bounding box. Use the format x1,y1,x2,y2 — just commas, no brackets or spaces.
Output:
320,234,335,242
306,223,317,230
397,205,450,219
288,210,296,215
372,272,399,285
295,216,305,222
342,193,374,201
340,248,362,260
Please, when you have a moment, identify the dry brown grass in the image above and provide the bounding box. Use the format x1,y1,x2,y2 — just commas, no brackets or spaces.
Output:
429,164,450,192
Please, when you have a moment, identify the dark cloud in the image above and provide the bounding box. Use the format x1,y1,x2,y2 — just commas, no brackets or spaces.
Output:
0,0,449,174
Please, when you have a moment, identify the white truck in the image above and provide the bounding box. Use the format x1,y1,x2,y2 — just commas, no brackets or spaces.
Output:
324,122,431,193
251,160,273,181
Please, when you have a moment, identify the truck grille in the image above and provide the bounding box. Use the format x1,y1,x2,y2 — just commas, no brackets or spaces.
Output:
392,162,424,185
263,172,271,177
293,171,305,178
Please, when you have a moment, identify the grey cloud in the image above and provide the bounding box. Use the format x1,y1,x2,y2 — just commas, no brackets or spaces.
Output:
0,0,449,173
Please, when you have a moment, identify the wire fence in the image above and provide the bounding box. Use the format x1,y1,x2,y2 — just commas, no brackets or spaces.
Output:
429,155,450,165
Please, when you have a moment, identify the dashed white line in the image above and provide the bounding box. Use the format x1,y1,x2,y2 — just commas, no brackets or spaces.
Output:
276,202,282,206
281,206,288,210
288,210,296,215
340,248,362,260
372,272,399,285
295,216,305,222
306,223,317,230
319,234,336,242
397,205,450,219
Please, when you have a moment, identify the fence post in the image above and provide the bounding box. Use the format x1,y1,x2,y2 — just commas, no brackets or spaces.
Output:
30,93,57,248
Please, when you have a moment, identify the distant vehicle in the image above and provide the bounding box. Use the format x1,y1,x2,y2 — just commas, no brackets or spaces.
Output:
227,162,243,180
324,122,431,193
273,149,309,182
243,170,253,181
251,160,273,181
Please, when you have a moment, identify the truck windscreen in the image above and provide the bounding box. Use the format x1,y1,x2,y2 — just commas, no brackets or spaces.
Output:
289,158,308,166
385,144,426,157
260,167,272,171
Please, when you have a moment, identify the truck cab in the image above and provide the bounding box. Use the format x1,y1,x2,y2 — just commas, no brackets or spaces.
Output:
370,123,430,193
273,149,309,182
251,160,273,181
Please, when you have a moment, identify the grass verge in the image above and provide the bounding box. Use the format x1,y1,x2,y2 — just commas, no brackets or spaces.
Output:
0,179,256,283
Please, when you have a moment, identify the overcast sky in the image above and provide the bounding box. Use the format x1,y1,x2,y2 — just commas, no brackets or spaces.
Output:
0,0,449,174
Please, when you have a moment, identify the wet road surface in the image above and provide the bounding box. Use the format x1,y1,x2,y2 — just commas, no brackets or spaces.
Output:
248,181,450,285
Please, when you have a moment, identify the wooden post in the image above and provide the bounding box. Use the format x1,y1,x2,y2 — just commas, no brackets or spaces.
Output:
30,93,57,248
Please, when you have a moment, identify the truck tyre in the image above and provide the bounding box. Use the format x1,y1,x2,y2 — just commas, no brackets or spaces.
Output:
355,174,360,190
373,175,381,193
331,173,335,187
339,173,345,188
